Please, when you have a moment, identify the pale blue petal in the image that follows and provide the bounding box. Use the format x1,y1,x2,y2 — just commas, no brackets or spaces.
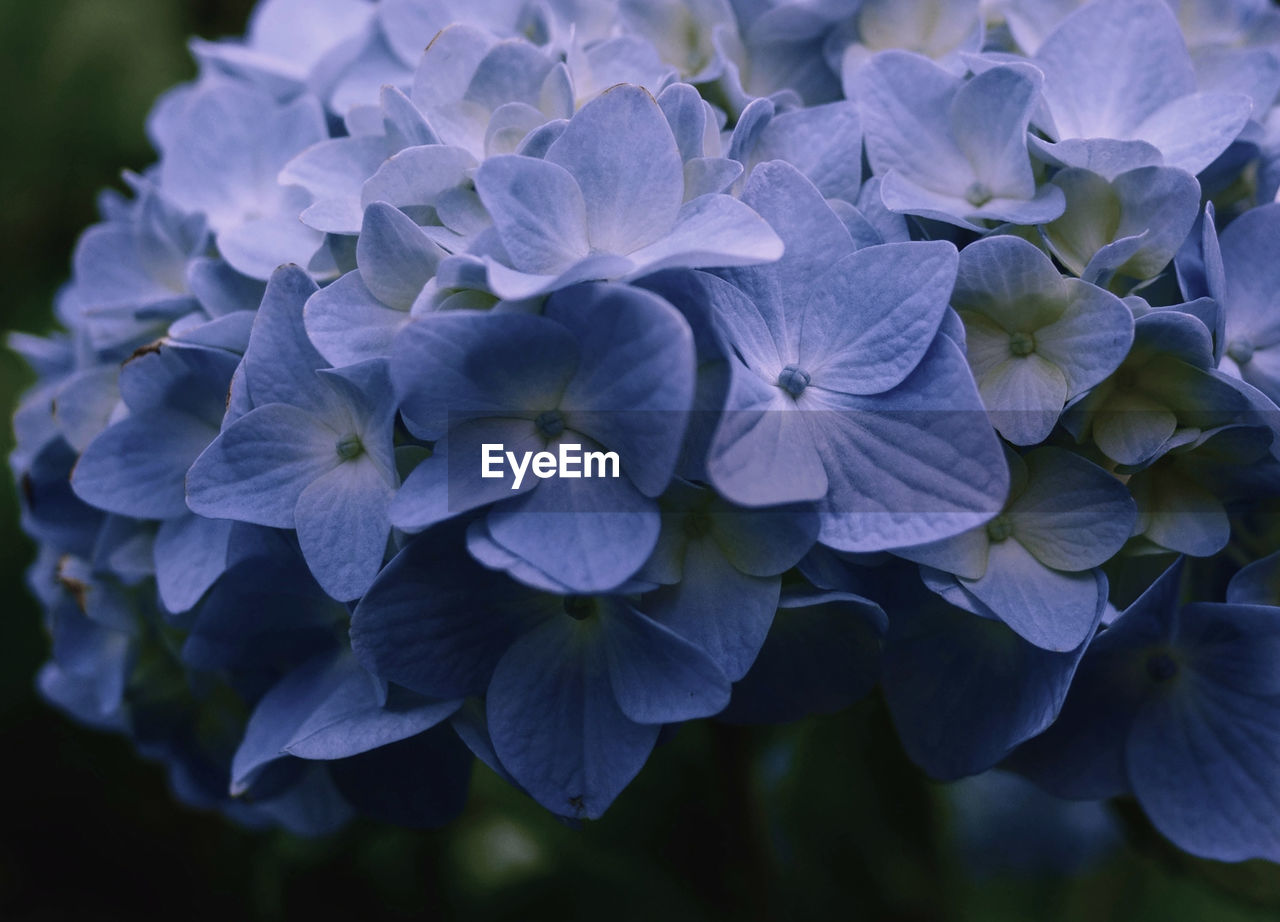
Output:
474,155,591,274
282,136,389,234
186,257,266,318
718,161,855,361
707,374,828,506
550,283,694,496
892,527,990,582
657,82,709,161
856,51,971,194
295,456,393,600
356,202,444,309
626,193,784,276
186,404,339,528
479,252,636,300
949,63,1042,199
745,101,863,201
217,209,324,282
1009,448,1136,571
1130,92,1252,176
545,85,685,255
304,271,408,368
154,513,233,613
73,411,217,520
361,144,478,213
1027,135,1163,179
485,472,659,593
242,265,329,412
389,418,542,532
392,310,578,440
976,353,1069,446
798,241,957,395
53,366,120,453
812,337,1009,551
644,535,779,680
961,540,1104,652
1033,0,1194,142
1034,280,1135,394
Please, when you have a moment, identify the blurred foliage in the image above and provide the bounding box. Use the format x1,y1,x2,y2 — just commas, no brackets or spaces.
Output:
3,2,1280,919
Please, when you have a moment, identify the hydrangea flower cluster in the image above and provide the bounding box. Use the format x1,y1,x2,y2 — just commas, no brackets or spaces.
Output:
12,0,1280,859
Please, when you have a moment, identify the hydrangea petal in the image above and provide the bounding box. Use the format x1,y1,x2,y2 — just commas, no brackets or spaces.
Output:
356,202,443,309
961,539,1103,652
811,336,1009,551
154,513,233,613
351,534,552,699
232,649,459,792
645,536,778,681
294,456,393,601
389,418,543,532
625,193,784,276
799,241,957,396
545,85,685,255
392,310,579,440
884,583,1095,779
720,590,886,725
1009,448,1136,571
602,600,731,723
474,155,591,274
304,271,408,368
487,616,659,819
73,411,218,520
186,404,340,529
485,471,659,593
550,283,694,496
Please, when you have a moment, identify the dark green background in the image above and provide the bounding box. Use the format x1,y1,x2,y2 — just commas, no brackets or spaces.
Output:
2,3,1278,919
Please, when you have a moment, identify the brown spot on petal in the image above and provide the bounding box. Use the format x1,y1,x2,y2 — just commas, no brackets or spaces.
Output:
56,557,90,613
126,339,164,365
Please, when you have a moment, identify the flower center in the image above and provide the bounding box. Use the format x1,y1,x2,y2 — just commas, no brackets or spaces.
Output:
965,181,993,207
1009,331,1036,357
683,508,713,540
777,364,811,397
1227,338,1255,365
563,596,597,621
335,433,364,461
535,409,566,439
986,514,1014,542
1146,651,1179,683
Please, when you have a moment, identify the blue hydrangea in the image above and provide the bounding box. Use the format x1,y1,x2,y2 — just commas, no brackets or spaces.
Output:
10,0,1280,862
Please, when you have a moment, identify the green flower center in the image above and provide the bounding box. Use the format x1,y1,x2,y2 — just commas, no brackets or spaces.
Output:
965,181,993,207
683,508,713,540
1146,651,1179,683
336,434,364,461
986,514,1014,542
1009,331,1036,357
563,596,597,621
1227,338,1255,365
536,410,566,439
